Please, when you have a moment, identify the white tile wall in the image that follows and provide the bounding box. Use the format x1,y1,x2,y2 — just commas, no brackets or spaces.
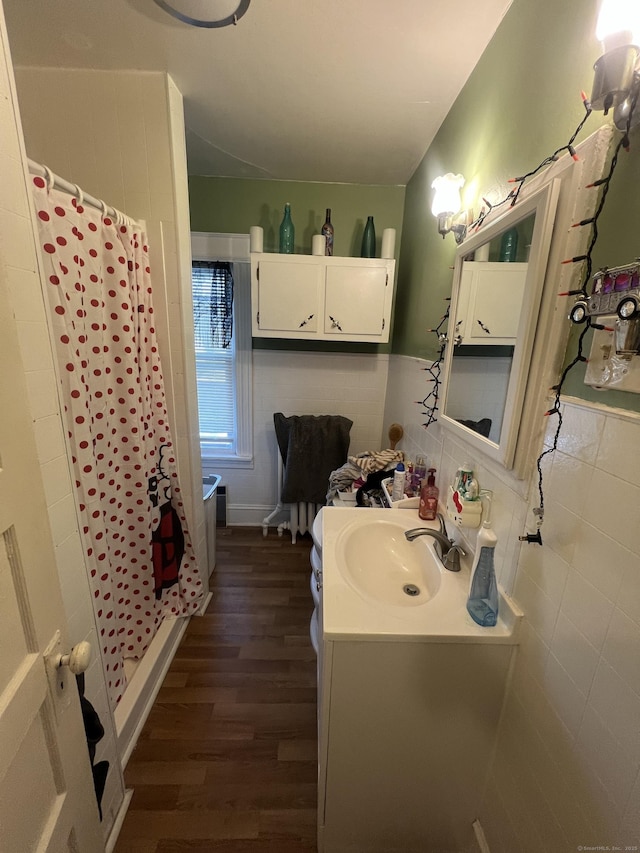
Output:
210,349,390,526
13,66,206,574
0,19,124,841
384,354,640,850
446,355,511,444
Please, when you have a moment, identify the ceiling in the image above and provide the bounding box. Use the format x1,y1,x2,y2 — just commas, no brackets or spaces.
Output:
3,0,512,185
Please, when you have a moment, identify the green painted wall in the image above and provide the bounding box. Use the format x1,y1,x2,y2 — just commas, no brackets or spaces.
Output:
394,0,640,412
189,177,405,260
188,177,405,353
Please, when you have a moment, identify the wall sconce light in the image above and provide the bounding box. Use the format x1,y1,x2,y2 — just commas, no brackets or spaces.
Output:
431,173,470,244
590,0,640,130
153,0,251,28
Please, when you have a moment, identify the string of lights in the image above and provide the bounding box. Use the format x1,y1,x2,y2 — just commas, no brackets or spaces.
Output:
420,90,636,543
419,93,595,434
531,90,638,538
470,92,593,234
418,303,449,428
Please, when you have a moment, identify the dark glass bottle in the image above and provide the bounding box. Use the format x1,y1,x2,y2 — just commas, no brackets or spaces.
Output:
279,203,295,254
499,227,518,262
321,208,334,256
361,215,376,258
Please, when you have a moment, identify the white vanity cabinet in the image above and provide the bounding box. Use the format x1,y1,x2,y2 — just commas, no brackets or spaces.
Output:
455,261,527,345
251,254,395,342
317,638,514,853
316,506,521,852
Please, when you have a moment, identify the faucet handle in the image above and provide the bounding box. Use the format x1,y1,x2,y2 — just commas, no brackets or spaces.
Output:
443,544,465,572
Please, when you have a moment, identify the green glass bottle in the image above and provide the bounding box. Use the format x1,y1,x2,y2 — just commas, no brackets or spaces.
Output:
499,227,518,262
361,215,376,258
279,203,295,254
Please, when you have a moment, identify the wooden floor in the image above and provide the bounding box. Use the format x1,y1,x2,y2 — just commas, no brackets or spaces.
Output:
115,527,318,853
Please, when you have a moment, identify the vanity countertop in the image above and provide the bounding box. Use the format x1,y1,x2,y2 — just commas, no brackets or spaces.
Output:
321,506,522,644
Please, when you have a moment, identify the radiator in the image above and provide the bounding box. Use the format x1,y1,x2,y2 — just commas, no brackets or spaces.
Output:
262,452,320,543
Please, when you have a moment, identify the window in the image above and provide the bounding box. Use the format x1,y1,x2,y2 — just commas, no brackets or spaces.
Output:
193,261,234,454
191,233,252,468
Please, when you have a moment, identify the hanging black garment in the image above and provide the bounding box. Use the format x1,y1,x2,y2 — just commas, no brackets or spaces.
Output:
76,673,109,820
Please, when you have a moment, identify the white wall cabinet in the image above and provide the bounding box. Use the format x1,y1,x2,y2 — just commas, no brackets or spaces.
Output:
251,254,395,342
455,261,527,345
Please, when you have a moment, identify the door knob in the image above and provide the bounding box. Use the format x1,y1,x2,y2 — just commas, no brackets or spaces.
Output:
57,641,92,675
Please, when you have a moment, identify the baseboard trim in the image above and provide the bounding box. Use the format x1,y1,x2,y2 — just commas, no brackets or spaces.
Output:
105,788,133,853
196,590,213,616
472,819,492,853
229,503,288,527
114,615,190,768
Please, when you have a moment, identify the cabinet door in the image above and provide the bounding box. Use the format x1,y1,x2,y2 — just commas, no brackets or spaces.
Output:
460,263,527,345
454,267,473,343
254,258,322,334
324,264,388,338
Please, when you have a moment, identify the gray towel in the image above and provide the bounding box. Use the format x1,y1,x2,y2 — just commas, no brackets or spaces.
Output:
274,412,353,504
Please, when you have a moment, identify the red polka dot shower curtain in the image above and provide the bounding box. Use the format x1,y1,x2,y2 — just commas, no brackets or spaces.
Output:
32,177,204,708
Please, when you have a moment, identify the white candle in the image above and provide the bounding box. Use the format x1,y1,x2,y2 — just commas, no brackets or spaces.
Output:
475,243,490,262
250,226,263,253
312,234,326,256
381,228,396,259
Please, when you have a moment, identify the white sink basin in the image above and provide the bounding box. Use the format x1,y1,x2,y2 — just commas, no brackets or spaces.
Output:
321,507,522,642
335,517,442,607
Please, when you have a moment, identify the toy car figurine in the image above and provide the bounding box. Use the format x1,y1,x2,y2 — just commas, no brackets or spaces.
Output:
568,260,640,324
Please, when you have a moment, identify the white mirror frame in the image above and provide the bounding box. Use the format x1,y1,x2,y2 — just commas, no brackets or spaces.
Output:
441,180,560,469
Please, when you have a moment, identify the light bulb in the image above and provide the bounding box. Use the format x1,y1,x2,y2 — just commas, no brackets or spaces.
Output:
431,173,465,218
596,0,640,51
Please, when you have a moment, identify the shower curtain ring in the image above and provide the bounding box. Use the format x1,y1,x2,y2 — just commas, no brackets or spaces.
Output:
43,165,55,192
99,199,108,220
73,185,84,208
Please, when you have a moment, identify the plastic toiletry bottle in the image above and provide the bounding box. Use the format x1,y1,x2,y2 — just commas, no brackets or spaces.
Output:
466,492,498,627
466,475,479,501
405,462,415,496
391,462,406,502
418,468,439,521
413,455,427,492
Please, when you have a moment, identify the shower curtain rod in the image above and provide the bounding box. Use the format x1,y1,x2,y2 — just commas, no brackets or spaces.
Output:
28,159,141,228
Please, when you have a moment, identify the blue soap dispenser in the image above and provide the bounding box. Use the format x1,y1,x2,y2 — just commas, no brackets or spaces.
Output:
466,491,498,627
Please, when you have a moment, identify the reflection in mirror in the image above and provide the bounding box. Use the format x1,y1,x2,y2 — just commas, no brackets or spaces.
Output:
446,212,535,444
441,181,560,470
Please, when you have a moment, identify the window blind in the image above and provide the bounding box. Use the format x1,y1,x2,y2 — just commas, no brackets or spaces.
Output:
192,261,235,454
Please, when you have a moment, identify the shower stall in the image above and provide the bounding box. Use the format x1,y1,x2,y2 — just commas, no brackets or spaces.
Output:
6,60,207,842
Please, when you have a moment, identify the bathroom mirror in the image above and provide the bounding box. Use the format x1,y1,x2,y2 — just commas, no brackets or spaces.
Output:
440,180,560,469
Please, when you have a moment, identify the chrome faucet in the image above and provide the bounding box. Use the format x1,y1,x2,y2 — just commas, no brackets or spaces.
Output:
404,513,465,572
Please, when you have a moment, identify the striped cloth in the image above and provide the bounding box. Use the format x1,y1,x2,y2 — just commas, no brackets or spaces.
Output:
348,449,405,474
